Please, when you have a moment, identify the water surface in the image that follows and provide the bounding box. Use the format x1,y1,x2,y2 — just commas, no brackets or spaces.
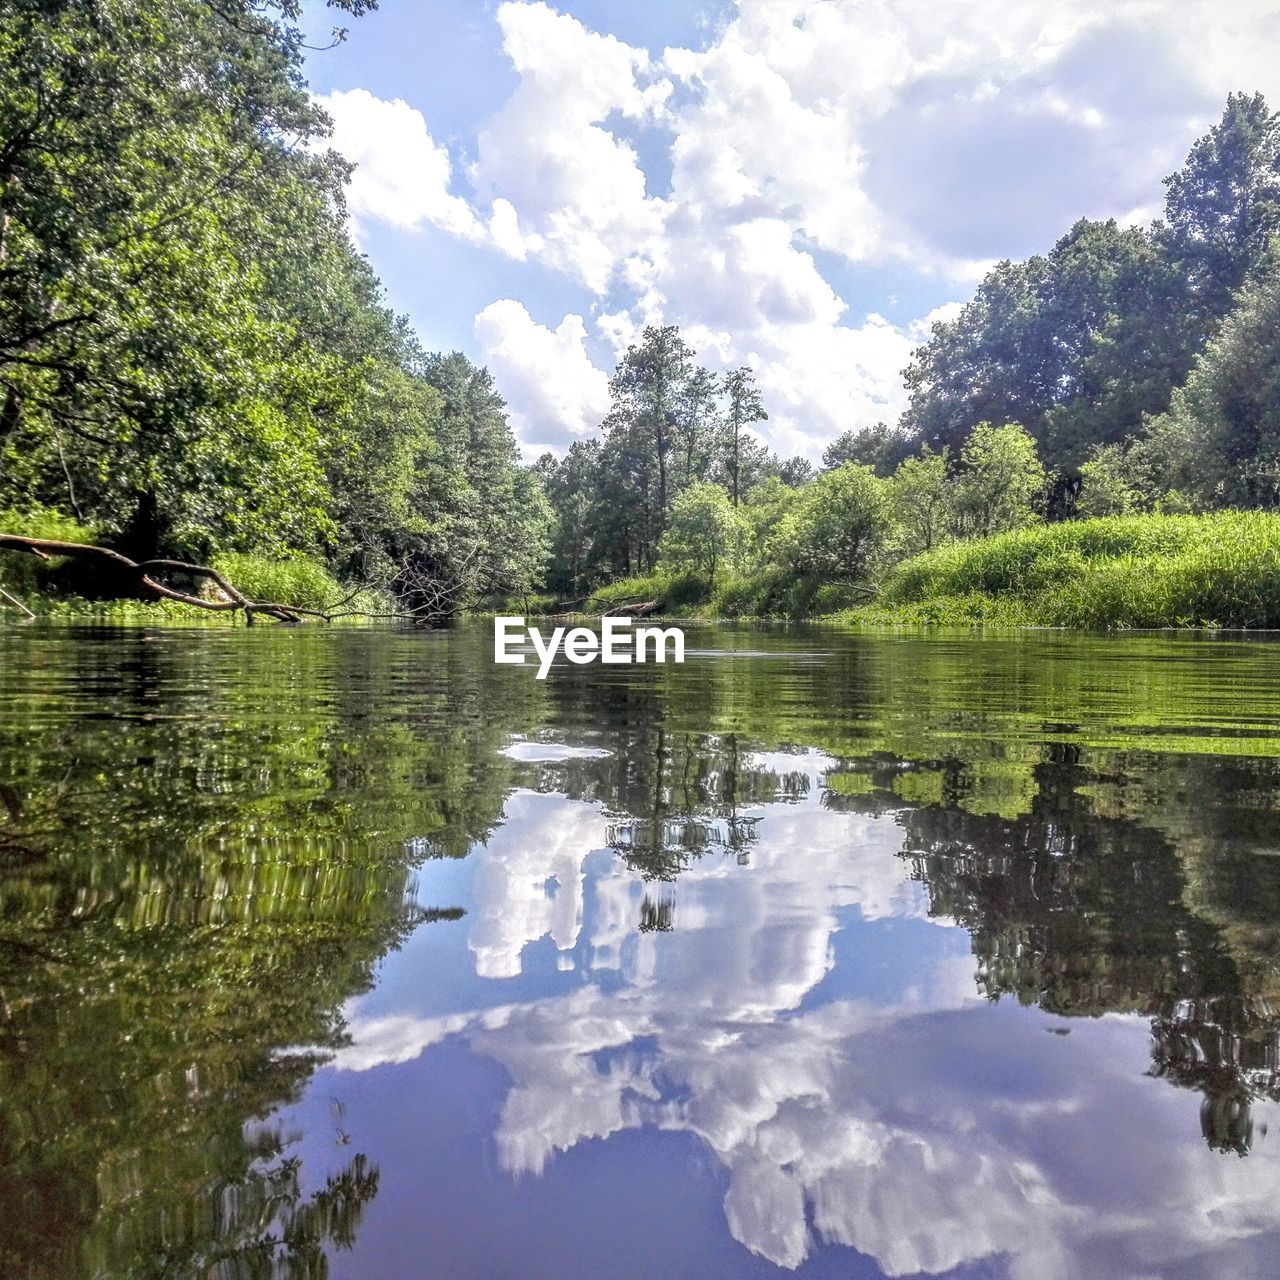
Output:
1,623,1279,1279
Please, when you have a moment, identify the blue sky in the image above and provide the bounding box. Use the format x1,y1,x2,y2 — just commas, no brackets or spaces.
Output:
301,0,1280,459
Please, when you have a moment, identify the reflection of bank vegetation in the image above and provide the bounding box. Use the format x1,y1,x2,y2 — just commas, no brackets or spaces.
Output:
0,629,544,1277
3,626,1280,1274
518,635,1280,1155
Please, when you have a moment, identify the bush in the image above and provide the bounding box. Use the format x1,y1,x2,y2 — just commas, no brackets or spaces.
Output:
870,512,1280,628
586,570,712,616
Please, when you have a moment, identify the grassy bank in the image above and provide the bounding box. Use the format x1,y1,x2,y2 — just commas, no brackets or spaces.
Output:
0,512,389,623
845,512,1280,629
543,569,866,620
510,513,1280,631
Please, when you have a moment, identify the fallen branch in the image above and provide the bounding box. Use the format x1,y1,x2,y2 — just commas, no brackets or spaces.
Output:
606,599,662,617
0,586,34,619
0,534,417,625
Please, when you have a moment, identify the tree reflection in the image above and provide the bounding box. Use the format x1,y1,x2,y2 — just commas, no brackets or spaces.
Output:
0,627,541,1279
5,622,1280,1280
510,634,1280,1157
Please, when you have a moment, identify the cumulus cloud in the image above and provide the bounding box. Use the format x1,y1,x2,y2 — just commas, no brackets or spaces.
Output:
474,301,613,456
315,88,481,239
469,1,672,293
321,0,1280,457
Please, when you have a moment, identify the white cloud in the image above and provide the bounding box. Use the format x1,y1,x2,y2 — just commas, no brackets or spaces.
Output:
322,0,1280,458
474,301,613,456
315,88,481,239
326,774,1280,1277
468,1,672,293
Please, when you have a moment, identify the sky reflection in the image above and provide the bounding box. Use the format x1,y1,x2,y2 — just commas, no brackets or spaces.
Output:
283,743,1280,1279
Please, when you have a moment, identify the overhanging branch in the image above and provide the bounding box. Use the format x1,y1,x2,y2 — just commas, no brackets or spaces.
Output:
0,535,417,625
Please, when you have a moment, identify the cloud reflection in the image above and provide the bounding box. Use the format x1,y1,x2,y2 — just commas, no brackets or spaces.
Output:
331,753,1280,1277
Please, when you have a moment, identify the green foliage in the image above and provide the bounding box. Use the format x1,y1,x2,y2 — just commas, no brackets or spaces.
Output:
393,354,551,616
770,463,892,581
887,447,953,555
708,566,813,618
658,482,746,581
0,0,540,620
953,423,1047,538
1163,92,1280,324
1077,444,1153,517
586,569,712,615
872,513,1280,629
822,423,913,476
0,505,97,597
719,367,769,505
901,98,1280,477
209,553,348,611
1140,267,1280,509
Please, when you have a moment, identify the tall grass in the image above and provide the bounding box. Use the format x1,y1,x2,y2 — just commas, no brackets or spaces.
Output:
868,513,1280,628
586,570,711,614
0,522,387,619
209,553,349,611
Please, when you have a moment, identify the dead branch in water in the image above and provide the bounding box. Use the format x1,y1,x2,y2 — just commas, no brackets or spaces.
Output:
0,534,420,625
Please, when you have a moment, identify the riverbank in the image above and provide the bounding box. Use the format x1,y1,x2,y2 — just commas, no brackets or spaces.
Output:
0,521,390,624
843,512,1280,629
514,513,1280,632
11,512,1280,633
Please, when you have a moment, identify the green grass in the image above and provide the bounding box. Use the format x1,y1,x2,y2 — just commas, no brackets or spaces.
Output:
0,505,97,599
1,534,390,623
848,513,1280,629
577,569,861,619
208,552,379,612
586,570,711,615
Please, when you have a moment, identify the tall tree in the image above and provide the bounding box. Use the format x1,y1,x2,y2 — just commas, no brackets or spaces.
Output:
770,463,891,581
607,326,697,535
0,0,381,558
1140,266,1280,509
399,353,550,614
1162,92,1280,329
900,96,1280,482
720,367,768,505
901,219,1190,473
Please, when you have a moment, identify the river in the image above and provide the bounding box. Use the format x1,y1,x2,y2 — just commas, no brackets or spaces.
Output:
1,622,1278,1279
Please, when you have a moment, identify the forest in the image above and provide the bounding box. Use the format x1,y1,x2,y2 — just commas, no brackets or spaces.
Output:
2,0,1280,626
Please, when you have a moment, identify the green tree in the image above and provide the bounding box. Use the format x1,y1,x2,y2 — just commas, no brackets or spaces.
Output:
1163,92,1280,327
823,423,913,477
770,463,891,580
720,367,769,505
398,354,550,614
658,481,745,582
1140,268,1280,509
953,423,1046,538
773,455,815,486
1076,444,1153,517
888,448,952,554
902,219,1191,474
741,475,800,560
537,441,605,596
607,326,698,536
0,0,378,559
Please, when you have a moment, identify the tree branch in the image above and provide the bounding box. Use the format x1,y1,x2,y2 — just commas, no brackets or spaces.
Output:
0,536,419,625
